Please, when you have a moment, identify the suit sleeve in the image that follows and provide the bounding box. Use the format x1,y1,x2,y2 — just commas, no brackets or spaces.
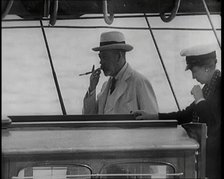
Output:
194,80,221,127
136,78,159,115
82,90,98,114
82,81,109,114
159,102,195,124
159,77,221,125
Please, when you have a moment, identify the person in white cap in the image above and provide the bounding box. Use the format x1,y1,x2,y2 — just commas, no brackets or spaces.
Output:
133,44,221,179
82,31,159,115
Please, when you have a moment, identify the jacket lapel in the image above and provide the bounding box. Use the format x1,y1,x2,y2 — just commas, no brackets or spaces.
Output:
98,64,133,114
113,64,132,104
98,79,111,114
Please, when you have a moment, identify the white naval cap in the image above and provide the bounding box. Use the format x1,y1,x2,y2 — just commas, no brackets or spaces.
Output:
180,44,217,70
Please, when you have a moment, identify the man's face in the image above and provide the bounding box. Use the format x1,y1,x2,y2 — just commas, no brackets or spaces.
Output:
98,50,119,76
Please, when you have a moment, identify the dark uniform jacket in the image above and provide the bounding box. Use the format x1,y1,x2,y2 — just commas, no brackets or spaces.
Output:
159,75,221,179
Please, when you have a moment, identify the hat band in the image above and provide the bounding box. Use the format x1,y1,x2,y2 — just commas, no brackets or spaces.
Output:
100,41,125,46
186,51,216,64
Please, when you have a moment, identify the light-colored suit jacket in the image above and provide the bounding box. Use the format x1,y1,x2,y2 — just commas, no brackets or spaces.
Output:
83,64,158,115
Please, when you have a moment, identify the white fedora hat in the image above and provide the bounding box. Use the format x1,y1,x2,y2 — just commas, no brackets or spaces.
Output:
92,31,133,52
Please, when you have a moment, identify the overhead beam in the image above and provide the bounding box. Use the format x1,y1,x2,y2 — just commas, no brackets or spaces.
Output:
2,0,221,19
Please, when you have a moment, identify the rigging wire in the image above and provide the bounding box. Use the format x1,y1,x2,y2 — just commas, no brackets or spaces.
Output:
40,20,67,115
144,13,181,111
201,0,221,49
2,25,221,31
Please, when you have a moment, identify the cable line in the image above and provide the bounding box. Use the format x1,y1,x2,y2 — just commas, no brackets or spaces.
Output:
40,20,67,115
2,25,221,31
144,13,181,111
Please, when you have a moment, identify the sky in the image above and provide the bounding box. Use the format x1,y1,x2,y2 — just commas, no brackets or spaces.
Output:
2,14,221,118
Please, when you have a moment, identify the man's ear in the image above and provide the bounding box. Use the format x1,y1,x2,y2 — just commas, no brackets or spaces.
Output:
117,51,123,61
115,52,121,63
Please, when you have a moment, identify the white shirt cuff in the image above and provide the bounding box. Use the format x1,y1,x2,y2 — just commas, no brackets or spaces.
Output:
195,98,206,104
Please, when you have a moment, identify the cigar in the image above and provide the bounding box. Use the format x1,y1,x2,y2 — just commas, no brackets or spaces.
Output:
79,71,93,76
79,65,98,76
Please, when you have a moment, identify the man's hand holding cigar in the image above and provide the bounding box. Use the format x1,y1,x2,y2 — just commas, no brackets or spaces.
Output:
89,65,101,93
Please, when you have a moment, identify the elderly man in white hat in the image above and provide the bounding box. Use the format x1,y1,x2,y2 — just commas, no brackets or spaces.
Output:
133,44,221,179
82,31,159,115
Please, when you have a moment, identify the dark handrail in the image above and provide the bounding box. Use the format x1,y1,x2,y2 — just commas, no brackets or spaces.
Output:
49,0,58,26
160,0,181,22
43,0,51,17
1,0,14,19
102,0,114,25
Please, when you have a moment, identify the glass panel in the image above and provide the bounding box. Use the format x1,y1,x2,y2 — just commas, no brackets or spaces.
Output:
43,17,177,114
2,28,62,118
17,165,92,179
100,162,177,179
2,14,221,117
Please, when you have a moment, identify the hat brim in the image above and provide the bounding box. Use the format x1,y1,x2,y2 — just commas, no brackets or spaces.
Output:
185,64,192,71
185,65,190,71
92,44,133,52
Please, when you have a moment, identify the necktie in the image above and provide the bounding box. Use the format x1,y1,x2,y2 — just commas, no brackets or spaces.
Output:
110,77,116,94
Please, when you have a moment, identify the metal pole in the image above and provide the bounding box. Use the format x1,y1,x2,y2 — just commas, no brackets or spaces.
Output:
144,14,181,111
201,0,221,48
40,20,67,115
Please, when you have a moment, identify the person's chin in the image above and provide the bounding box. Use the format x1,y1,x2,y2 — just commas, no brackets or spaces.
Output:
103,70,111,76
